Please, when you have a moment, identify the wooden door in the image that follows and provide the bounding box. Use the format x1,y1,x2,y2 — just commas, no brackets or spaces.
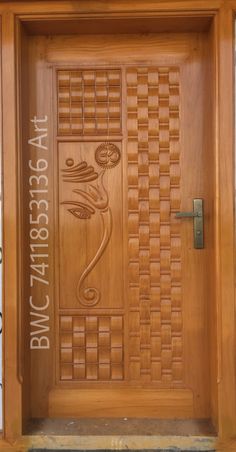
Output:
22,30,214,420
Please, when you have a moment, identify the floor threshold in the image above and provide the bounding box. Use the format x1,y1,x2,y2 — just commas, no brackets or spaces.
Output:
14,434,217,451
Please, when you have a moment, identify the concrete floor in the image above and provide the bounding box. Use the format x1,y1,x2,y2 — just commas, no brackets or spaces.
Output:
24,418,216,437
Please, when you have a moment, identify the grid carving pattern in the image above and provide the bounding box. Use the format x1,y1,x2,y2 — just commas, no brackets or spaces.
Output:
60,315,123,381
57,69,121,135
126,66,183,384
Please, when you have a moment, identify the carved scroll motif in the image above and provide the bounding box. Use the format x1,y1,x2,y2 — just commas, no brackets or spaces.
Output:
61,143,121,307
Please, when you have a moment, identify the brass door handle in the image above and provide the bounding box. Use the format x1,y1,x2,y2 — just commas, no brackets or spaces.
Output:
175,198,204,249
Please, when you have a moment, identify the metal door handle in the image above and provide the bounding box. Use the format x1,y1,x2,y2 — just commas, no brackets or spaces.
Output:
175,198,204,249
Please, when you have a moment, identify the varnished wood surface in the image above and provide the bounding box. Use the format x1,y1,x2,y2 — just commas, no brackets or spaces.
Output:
1,11,22,440
0,0,236,444
20,30,213,419
22,17,213,36
46,33,192,64
216,4,236,439
25,23,55,419
49,389,194,418
0,0,224,15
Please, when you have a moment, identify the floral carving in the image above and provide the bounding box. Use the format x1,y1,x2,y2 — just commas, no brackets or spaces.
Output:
61,144,121,307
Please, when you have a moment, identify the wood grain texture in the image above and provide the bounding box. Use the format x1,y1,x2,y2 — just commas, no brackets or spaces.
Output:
216,4,236,439
60,315,124,381
1,0,236,443
24,29,55,419
22,17,213,36
126,66,182,384
0,0,223,15
19,18,32,431
49,388,194,418
16,29,212,420
58,141,123,313
44,32,210,418
46,33,192,64
202,20,218,431
2,11,22,440
58,69,121,135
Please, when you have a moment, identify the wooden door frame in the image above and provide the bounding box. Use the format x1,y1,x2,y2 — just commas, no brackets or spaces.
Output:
0,0,236,447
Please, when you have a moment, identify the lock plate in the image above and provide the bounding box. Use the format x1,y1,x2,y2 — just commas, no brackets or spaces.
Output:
193,199,204,249
176,199,204,249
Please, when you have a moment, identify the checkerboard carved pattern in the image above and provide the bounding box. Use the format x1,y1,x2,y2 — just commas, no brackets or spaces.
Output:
57,69,121,135
126,67,183,384
60,315,124,381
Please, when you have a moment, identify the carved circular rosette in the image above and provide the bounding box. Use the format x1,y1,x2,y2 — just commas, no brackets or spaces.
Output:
95,142,121,169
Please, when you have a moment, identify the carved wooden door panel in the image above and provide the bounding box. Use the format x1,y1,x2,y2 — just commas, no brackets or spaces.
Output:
57,67,181,384
25,33,211,419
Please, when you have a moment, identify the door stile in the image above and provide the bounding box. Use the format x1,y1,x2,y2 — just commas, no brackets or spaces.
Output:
53,66,61,390
121,65,129,382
